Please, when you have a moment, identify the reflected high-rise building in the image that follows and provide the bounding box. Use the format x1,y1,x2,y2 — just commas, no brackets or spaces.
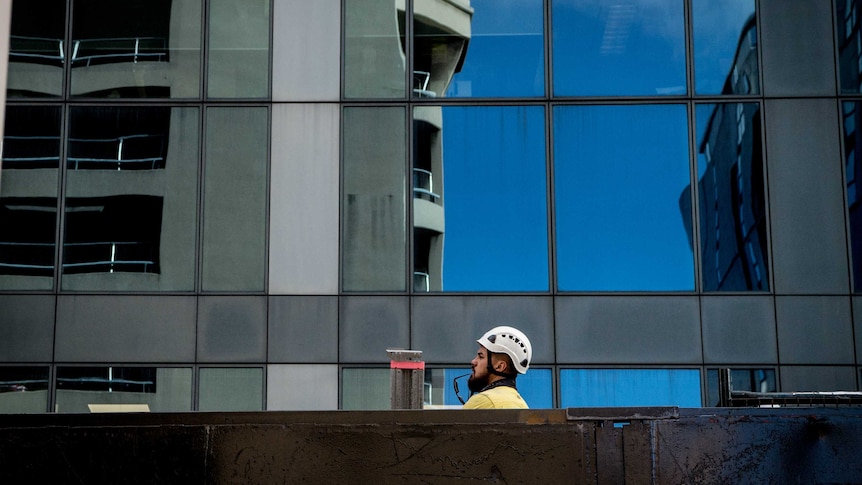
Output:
681,14,768,291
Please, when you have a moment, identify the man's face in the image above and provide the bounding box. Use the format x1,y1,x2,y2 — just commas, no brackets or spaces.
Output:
467,346,491,392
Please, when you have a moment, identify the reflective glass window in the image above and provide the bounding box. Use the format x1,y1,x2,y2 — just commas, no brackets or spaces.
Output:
62,107,199,292
207,0,269,98
843,102,862,291
202,107,268,292
560,368,702,407
341,367,390,410
70,0,202,98
693,103,768,291
55,366,192,413
0,366,49,413
344,0,406,99
692,0,758,95
554,104,694,291
414,0,544,98
413,105,548,292
0,106,62,290
705,368,776,407
7,0,65,98
198,367,263,411
442,367,553,408
551,0,686,96
342,107,407,292
838,0,862,93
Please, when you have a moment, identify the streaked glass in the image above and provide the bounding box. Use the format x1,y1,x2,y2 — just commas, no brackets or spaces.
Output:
71,0,202,98
7,0,65,98
692,0,759,95
0,366,49,413
344,0,406,98
413,105,548,292
342,107,407,291
560,368,701,407
554,104,694,291
414,0,544,98
202,107,268,291
62,107,200,292
55,366,192,413
551,0,686,96
207,0,269,98
198,367,263,411
0,106,62,290
691,103,768,291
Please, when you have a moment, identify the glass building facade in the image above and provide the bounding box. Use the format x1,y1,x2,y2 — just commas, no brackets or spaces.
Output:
0,0,860,412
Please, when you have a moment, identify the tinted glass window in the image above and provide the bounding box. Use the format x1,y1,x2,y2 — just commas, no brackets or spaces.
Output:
415,0,544,98
551,0,686,96
342,368,390,410
207,0,269,98
413,105,548,292
344,0,406,98
554,104,694,291
838,0,862,93
560,368,701,407
7,0,65,98
62,106,199,292
342,107,407,292
0,366,49,413
693,103,768,291
706,368,776,406
692,0,759,95
198,367,263,411
0,106,62,290
55,366,192,412
843,101,862,291
71,0,202,98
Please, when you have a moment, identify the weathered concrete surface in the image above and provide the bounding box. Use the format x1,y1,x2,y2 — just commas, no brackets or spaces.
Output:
0,407,860,484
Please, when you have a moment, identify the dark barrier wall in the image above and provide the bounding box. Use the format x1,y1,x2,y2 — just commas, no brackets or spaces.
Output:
1,407,861,484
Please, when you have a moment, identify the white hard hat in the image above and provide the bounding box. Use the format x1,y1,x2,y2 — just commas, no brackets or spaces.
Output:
477,326,532,374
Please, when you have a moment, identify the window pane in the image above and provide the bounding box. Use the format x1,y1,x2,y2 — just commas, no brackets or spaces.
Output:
706,368,776,407
560,368,701,407
692,0,759,95
207,0,269,98
554,105,694,291
0,106,61,290
0,366,49,413
7,0,65,98
843,101,862,291
551,0,686,96
341,368,390,410
415,0,544,98
413,105,548,292
431,367,553,408
344,0,406,98
71,0,202,98
342,107,407,291
202,107,268,291
693,103,768,291
55,366,192,413
838,0,862,93
61,107,199,292
198,367,263,411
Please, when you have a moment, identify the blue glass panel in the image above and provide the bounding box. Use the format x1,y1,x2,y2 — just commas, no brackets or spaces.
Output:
551,0,686,96
560,368,701,407
415,0,544,98
554,104,694,291
692,103,768,291
414,105,548,292
692,0,758,95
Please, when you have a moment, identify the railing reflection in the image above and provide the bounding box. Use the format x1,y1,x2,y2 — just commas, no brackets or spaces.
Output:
414,70,437,98
68,134,166,170
9,35,169,67
413,168,440,201
63,241,156,274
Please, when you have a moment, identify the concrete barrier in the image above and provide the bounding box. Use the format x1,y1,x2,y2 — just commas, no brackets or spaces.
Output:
1,406,860,483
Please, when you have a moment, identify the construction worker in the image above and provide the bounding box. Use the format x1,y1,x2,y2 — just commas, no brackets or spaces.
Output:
461,325,532,409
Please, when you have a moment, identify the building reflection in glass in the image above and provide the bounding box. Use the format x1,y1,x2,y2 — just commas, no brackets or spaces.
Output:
6,0,65,98
55,366,192,413
692,0,758,95
842,102,862,290
838,0,862,93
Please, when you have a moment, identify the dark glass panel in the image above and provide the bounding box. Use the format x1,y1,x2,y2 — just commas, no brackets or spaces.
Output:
689,103,768,291
843,101,862,291
838,0,862,93
7,0,66,97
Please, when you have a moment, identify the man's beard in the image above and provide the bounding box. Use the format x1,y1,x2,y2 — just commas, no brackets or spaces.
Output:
467,371,490,393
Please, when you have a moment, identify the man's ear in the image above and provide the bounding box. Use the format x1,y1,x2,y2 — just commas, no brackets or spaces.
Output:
493,357,508,373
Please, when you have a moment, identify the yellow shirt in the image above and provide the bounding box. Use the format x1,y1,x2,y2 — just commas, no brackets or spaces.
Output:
463,385,528,409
